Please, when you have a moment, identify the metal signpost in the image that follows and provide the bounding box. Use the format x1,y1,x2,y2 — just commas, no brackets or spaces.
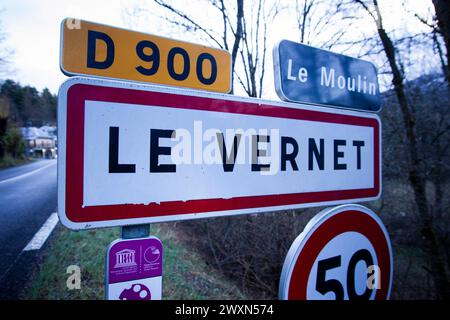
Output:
273,39,381,112
57,17,391,302
58,17,234,301
279,204,393,300
57,76,381,230
60,18,232,93
106,236,163,300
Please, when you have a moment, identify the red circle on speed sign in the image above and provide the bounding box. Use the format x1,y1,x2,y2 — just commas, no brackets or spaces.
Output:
279,204,393,300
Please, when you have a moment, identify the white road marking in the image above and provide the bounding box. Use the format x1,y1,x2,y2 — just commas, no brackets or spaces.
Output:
23,212,59,251
0,161,56,185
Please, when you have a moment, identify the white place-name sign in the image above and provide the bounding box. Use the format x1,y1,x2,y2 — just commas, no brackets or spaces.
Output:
57,77,381,229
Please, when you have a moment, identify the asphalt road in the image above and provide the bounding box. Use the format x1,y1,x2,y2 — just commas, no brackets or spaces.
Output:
0,159,57,299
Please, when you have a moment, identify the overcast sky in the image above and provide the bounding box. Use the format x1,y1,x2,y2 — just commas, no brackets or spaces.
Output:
0,0,437,98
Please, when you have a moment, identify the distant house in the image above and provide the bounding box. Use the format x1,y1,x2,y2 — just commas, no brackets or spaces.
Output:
20,126,57,158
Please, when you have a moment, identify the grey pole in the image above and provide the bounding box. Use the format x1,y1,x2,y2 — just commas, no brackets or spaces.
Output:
121,224,150,239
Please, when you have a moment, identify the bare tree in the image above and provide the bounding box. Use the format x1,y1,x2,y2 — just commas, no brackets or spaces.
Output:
151,0,280,97
352,0,450,299
411,3,450,254
235,0,280,97
0,16,12,76
152,0,243,94
0,32,9,75
0,16,12,159
411,1,449,87
294,0,356,51
431,0,450,85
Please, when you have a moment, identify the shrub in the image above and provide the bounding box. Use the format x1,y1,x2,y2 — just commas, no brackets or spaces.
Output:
2,126,26,159
178,209,319,298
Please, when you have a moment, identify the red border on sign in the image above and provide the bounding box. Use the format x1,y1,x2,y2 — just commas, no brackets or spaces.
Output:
65,84,380,223
286,210,391,300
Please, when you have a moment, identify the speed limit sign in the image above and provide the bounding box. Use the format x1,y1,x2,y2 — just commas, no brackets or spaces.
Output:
279,204,393,300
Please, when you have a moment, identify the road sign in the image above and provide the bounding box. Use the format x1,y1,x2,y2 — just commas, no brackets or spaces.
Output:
106,236,163,300
57,76,381,230
60,18,231,93
279,204,393,300
273,40,381,112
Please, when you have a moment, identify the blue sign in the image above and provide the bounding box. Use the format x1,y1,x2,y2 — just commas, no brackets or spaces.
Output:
273,40,381,112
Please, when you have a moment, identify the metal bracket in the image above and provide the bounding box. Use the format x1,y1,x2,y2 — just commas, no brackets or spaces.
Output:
121,224,150,239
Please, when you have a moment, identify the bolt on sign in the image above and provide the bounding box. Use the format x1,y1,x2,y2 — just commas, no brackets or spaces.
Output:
273,40,381,112
60,18,231,93
279,204,393,300
106,237,163,300
57,77,381,230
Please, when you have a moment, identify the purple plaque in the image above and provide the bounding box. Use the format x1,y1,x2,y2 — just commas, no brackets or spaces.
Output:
106,236,163,300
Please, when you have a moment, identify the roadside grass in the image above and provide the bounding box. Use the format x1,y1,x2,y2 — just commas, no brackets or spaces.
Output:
26,223,245,300
0,155,34,169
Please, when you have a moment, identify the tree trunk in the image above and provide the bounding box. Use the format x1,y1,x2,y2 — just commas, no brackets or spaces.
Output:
230,0,244,94
375,12,450,299
432,0,450,85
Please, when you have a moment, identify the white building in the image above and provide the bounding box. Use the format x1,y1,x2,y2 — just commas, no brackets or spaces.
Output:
20,126,57,158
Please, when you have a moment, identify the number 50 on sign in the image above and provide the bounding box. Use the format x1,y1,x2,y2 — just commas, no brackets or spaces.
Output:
279,205,393,300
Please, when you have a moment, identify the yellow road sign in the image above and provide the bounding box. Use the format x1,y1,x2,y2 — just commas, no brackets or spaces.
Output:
60,18,231,93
